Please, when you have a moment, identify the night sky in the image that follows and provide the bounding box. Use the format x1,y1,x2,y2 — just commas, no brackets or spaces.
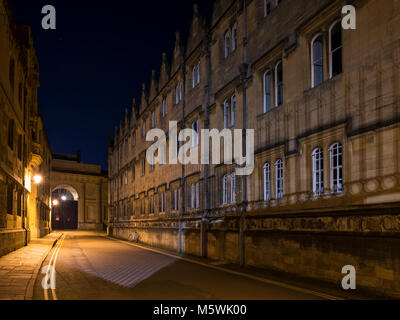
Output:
8,0,214,170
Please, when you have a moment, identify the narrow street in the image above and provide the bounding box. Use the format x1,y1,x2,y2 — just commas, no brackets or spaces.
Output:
32,231,330,300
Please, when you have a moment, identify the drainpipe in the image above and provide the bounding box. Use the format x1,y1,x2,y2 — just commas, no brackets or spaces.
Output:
239,0,249,267
201,31,212,259
179,59,186,254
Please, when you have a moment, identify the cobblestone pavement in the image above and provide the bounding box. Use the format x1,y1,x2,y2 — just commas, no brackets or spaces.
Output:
0,232,62,300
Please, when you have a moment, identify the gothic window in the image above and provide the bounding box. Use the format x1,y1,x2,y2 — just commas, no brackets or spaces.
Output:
312,148,324,195
192,67,196,88
162,97,168,117
191,184,195,209
197,62,201,84
311,34,324,88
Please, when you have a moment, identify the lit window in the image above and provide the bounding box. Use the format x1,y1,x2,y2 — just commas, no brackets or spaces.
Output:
222,174,228,205
275,61,283,107
263,71,271,113
312,148,324,195
230,172,236,204
329,21,343,79
263,163,271,201
329,143,343,193
311,34,324,88
275,159,283,199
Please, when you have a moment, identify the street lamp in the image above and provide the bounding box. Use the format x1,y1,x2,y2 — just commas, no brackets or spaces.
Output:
52,199,59,206
61,196,67,201
33,174,43,184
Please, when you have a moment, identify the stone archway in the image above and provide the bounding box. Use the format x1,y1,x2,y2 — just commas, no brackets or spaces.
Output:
52,185,79,230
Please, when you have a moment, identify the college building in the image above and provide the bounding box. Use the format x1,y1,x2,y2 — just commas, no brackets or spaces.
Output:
109,0,400,297
0,0,52,256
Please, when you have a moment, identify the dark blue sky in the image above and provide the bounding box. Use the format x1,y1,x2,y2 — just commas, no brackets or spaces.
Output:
8,0,213,170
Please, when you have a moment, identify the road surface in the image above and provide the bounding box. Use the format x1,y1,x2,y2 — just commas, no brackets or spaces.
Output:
33,231,331,300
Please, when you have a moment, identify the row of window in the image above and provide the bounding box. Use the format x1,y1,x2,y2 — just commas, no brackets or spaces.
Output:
262,143,343,201
262,20,342,114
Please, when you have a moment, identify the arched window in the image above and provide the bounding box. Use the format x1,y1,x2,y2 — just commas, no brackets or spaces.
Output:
329,20,343,78
192,67,196,88
224,31,230,58
330,143,343,193
263,163,271,201
263,70,271,113
232,24,237,51
195,182,200,209
312,148,324,195
230,172,236,204
230,94,236,126
222,174,228,205
264,0,271,16
275,61,283,107
311,34,324,88
275,159,283,199
197,62,201,84
223,99,229,129
191,184,195,209
175,85,179,104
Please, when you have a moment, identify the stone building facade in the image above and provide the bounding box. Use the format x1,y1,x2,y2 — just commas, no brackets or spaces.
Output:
0,0,52,256
109,0,400,297
51,153,108,231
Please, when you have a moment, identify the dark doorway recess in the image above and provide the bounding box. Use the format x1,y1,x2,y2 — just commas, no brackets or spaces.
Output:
52,189,78,230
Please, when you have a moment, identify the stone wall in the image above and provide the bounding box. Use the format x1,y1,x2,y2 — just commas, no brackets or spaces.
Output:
0,229,26,257
111,206,400,299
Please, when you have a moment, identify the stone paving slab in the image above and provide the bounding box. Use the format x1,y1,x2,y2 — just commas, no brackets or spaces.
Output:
0,232,62,300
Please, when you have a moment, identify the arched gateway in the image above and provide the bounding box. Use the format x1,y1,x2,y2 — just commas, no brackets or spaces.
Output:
50,152,108,231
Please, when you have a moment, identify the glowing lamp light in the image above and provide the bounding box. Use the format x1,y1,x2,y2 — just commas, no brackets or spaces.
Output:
33,175,43,184
52,199,59,206
61,196,67,201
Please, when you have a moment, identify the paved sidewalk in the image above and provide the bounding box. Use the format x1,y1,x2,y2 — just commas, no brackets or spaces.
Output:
0,232,63,300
